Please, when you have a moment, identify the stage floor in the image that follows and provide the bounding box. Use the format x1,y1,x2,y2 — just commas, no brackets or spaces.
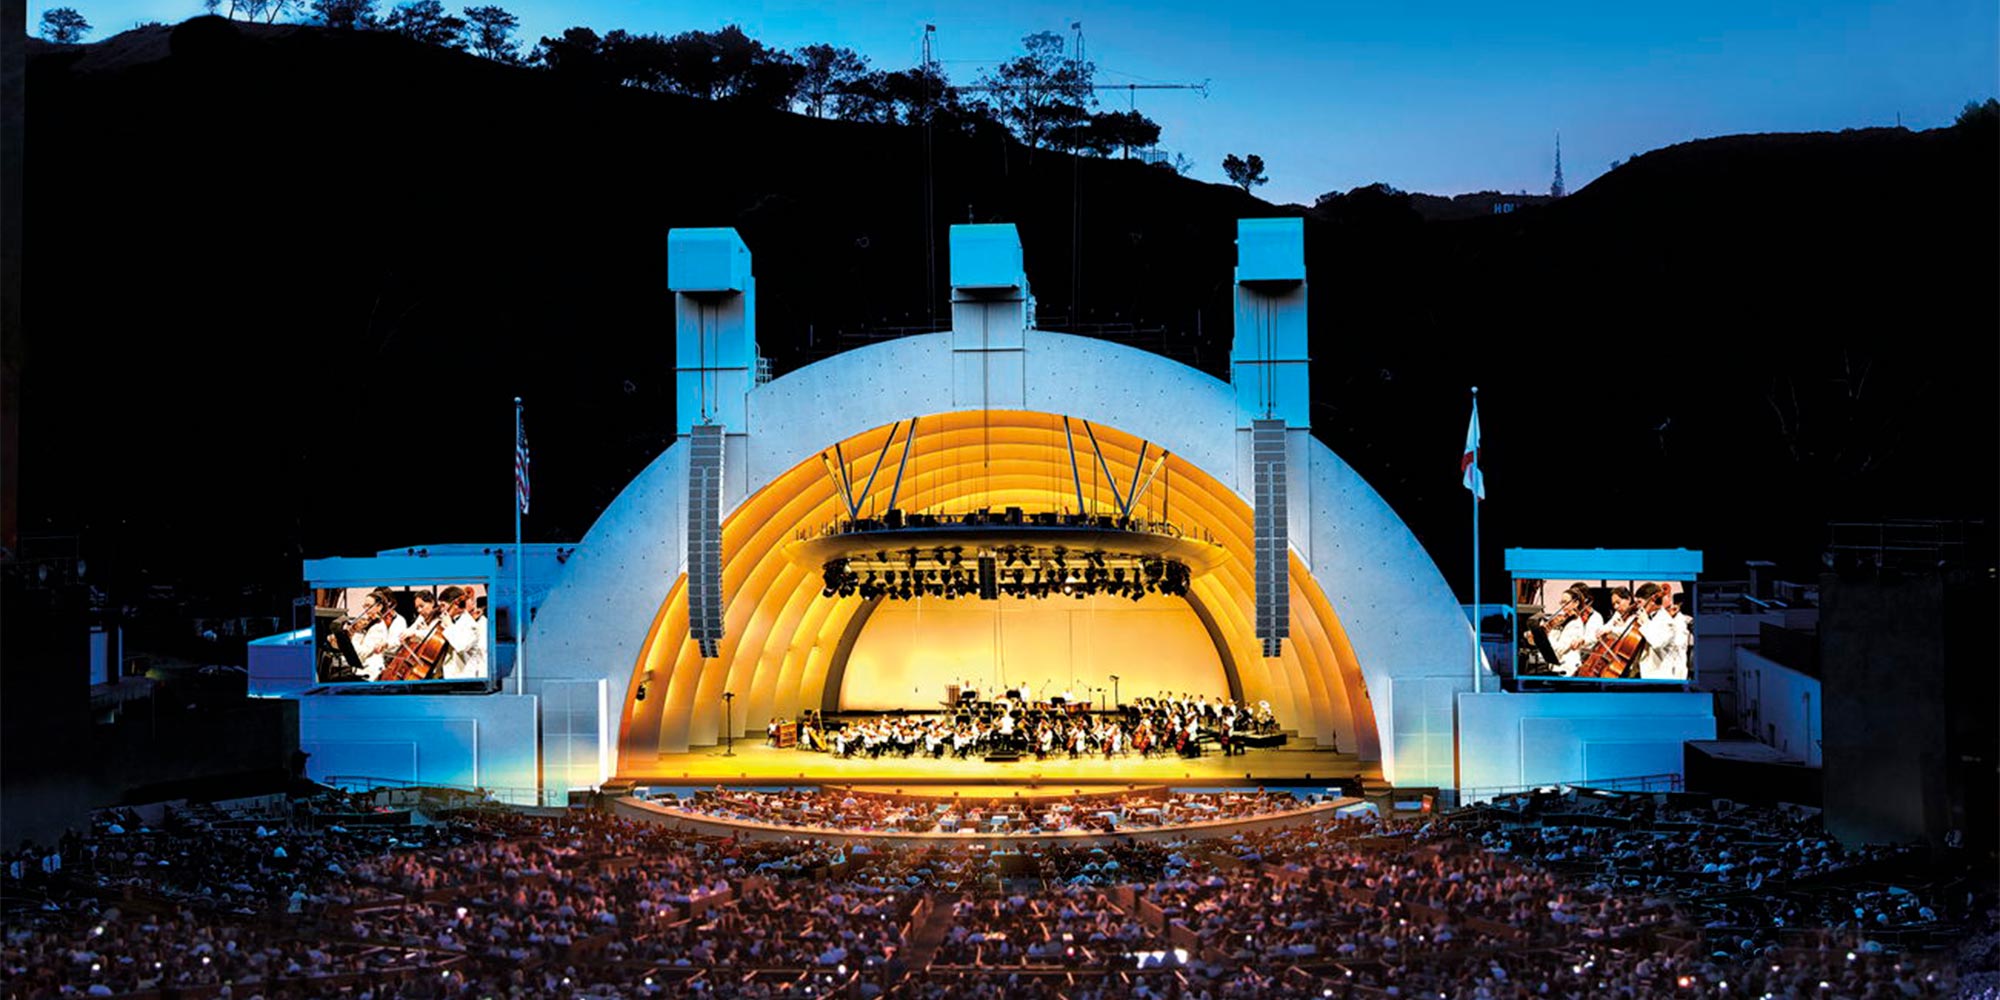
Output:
617,741,1375,788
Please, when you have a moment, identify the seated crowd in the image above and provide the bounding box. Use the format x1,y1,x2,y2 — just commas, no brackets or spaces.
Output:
663,788,1322,836
0,786,1976,999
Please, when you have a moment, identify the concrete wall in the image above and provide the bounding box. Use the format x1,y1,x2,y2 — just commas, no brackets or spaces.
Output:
517,444,690,789
248,630,314,697
1457,691,1715,801
299,694,540,804
1819,573,1950,848
1735,649,1822,766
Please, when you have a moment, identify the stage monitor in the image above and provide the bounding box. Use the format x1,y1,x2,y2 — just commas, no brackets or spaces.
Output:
311,583,492,685
1513,576,1695,683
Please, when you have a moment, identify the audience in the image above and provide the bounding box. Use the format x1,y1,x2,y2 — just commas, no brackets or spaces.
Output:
661,787,1322,836
0,785,1971,999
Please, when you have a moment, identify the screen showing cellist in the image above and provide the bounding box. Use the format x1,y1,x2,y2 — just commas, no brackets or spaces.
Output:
1514,578,1693,683
311,583,490,684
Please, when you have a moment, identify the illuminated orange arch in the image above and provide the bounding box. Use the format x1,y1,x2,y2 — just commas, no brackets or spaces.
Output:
617,411,1378,765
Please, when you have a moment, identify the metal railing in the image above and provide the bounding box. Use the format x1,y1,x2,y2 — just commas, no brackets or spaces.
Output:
319,774,570,809
1451,772,1684,808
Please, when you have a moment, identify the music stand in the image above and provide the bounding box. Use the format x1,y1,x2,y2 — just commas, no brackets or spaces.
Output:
1524,625,1561,669
721,692,736,757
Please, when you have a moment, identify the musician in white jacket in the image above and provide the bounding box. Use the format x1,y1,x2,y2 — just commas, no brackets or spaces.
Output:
1533,582,1605,676
1652,585,1692,681
1634,583,1686,680
440,585,487,680
344,588,408,681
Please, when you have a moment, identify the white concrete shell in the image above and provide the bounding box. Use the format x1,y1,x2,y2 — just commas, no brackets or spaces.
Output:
528,327,1487,789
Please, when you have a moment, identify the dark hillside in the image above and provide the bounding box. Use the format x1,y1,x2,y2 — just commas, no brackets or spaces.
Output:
15,18,1996,604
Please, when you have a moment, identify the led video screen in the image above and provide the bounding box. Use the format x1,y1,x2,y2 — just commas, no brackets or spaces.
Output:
1515,577,1694,683
312,583,490,684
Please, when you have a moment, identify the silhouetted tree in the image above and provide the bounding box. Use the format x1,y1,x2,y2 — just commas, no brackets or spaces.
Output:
594,30,670,89
1222,153,1267,193
1310,182,1420,229
698,26,801,108
462,5,519,63
875,65,948,124
837,63,1001,138
38,6,90,42
1077,109,1160,159
1958,98,1999,129
793,43,869,118
307,0,377,29
976,30,1093,150
532,26,605,78
585,26,795,108
382,0,465,48
575,26,799,108
229,0,304,22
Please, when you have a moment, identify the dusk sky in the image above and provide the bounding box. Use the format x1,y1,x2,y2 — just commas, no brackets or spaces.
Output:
53,0,2000,204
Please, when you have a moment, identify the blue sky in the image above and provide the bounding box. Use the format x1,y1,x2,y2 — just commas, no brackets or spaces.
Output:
53,0,2000,203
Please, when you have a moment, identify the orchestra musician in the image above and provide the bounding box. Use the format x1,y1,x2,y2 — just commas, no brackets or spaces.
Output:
439,586,485,680
339,587,407,681
1634,582,1691,680
1664,587,1693,679
1527,582,1605,676
1576,585,1649,678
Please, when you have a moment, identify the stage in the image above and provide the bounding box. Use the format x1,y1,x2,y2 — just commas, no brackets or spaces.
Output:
615,740,1372,789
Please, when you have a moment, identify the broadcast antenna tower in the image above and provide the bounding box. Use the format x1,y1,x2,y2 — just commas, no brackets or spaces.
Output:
1550,133,1566,198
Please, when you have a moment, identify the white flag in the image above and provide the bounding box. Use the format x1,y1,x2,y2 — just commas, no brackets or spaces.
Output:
1461,399,1485,500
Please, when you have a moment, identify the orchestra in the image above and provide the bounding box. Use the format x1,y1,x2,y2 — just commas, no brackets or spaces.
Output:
1521,580,1693,682
317,584,489,683
763,687,1281,763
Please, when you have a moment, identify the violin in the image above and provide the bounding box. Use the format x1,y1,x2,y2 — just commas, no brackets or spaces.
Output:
1543,598,1580,631
345,604,385,635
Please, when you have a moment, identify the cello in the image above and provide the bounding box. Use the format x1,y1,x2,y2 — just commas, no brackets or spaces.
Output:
381,621,453,681
1577,611,1646,679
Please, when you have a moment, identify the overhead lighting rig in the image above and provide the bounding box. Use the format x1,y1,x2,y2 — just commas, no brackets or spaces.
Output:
820,542,1192,602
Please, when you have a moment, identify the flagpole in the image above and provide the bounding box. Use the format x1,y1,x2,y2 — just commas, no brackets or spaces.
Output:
524,394,532,700
1471,387,1481,694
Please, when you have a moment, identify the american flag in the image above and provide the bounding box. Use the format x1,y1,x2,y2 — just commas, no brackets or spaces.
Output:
515,405,531,515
